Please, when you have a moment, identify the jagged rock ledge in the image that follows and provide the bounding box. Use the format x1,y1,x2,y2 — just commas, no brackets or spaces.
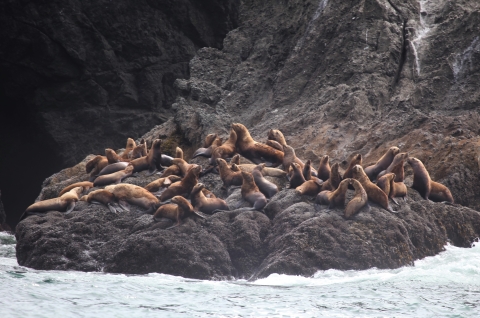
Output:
15,156,480,280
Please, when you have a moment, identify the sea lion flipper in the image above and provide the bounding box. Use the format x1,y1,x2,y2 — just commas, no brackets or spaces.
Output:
65,202,76,214
107,204,117,214
194,211,206,219
119,200,130,212
391,198,399,205
146,169,158,176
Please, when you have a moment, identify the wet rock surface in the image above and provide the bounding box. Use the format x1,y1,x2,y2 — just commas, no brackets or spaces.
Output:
15,159,480,279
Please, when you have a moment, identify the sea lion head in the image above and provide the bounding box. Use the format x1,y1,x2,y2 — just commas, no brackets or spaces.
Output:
126,138,136,149
241,170,254,183
320,155,329,164
191,183,205,195
151,139,162,150
351,164,365,179
124,165,134,173
389,146,400,156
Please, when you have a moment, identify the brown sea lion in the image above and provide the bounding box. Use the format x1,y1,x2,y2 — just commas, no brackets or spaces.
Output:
295,178,324,196
352,165,395,213
230,154,240,165
344,179,369,218
235,164,287,178
130,140,147,159
105,183,160,214
316,178,350,209
267,129,287,146
153,196,205,229
232,123,284,166
390,177,407,204
80,189,121,213
317,155,331,181
175,147,184,159
283,145,305,172
171,158,196,177
320,162,342,191
144,175,183,193
289,163,306,188
241,171,268,211
266,140,284,151
128,139,163,174
98,162,130,176
211,129,237,164
94,165,135,187
59,181,94,196
364,147,400,181
120,138,136,160
158,165,182,178
190,183,229,214
86,155,108,182
252,164,279,198
377,152,408,182
159,165,202,202
376,173,396,203
193,135,223,158
303,159,312,180
23,187,84,217
106,148,130,164
342,154,362,179
217,158,243,188
407,157,454,203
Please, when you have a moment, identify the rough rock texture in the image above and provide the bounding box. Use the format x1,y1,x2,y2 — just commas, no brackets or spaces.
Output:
15,156,480,279
169,0,480,212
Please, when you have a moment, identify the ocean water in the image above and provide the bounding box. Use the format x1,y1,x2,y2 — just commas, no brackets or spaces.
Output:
1,232,479,317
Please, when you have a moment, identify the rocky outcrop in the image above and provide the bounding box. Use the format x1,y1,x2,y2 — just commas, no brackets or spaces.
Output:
15,155,480,279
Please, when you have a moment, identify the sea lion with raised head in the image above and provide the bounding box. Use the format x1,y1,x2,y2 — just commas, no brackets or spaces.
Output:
342,154,362,179
106,148,130,164
282,145,305,174
376,173,396,203
241,171,268,211
303,159,312,180
144,175,183,193
320,162,342,191
130,139,147,159
105,183,160,214
120,138,136,160
59,181,94,196
295,178,324,196
153,196,205,229
232,123,284,166
211,129,237,164
252,164,279,198
344,179,369,218
267,129,287,146
190,183,229,214
364,147,400,181
316,178,350,209
94,165,135,187
217,158,243,188
128,139,163,174
175,147,184,159
86,155,108,182
80,189,122,213
407,157,454,203
170,158,196,177
289,162,306,188
317,155,331,181
351,165,395,213
23,186,84,217
377,152,408,182
159,165,202,202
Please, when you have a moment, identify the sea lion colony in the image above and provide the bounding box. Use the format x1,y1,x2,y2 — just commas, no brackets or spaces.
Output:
22,123,454,228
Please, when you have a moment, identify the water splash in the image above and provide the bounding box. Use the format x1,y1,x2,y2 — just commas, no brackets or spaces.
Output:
452,36,480,80
411,0,431,75
294,0,328,51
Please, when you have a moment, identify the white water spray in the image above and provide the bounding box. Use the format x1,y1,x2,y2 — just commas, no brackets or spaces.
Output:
452,36,480,80
411,0,431,75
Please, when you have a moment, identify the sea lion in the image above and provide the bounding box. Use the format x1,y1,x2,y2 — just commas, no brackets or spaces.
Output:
283,145,305,173
241,171,268,211
105,183,160,214
130,140,147,159
211,129,237,164
232,123,284,166
128,139,163,174
86,155,108,182
235,164,287,178
407,157,454,203
159,165,202,202
295,178,324,196
377,152,408,182
316,178,350,209
160,154,174,166
190,183,229,214
217,158,243,188
364,146,400,181
23,186,84,217
344,179,369,218
303,159,312,180
144,175,183,193
342,154,362,179
175,147,184,159
317,155,331,181
80,189,121,213
120,138,136,160
171,158,195,177
193,135,223,158
267,129,287,146
289,163,306,188
320,162,342,191
266,140,284,151
351,165,395,212
153,196,205,229
106,148,130,164
158,164,182,178
97,162,130,176
252,164,279,198
59,181,94,196
230,154,240,165
94,165,134,187
376,173,396,203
